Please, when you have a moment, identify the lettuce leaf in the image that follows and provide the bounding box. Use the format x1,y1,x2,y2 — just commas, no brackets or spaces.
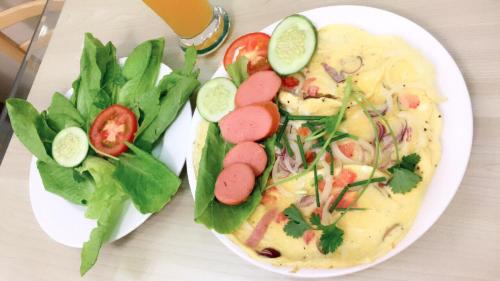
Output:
79,156,128,276
116,38,164,112
46,92,85,131
195,123,276,233
134,46,200,151
6,98,56,163
76,33,122,128
37,160,94,205
226,56,249,87
113,143,181,213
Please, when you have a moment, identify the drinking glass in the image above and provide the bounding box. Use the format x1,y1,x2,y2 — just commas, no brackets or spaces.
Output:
144,0,230,55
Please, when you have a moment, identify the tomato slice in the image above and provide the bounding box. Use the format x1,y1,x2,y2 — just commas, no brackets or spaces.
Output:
223,32,271,75
89,104,138,156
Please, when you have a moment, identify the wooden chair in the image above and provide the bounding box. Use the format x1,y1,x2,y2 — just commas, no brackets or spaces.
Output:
0,0,64,63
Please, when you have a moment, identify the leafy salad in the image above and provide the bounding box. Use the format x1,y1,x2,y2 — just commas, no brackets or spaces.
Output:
7,33,200,275
193,14,426,260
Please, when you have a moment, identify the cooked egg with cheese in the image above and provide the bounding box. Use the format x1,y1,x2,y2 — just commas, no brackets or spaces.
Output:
194,24,442,270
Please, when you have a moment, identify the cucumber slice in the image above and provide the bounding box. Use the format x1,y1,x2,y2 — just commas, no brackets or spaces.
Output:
268,14,318,75
197,77,237,122
52,127,89,167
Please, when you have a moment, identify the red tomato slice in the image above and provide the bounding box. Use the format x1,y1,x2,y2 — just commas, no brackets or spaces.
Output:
338,142,355,158
223,32,271,75
305,151,316,164
282,76,300,88
89,104,138,157
399,93,420,109
332,169,357,188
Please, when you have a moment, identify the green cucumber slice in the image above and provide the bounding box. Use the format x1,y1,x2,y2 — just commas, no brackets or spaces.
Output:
52,127,89,167
197,77,237,122
268,14,318,75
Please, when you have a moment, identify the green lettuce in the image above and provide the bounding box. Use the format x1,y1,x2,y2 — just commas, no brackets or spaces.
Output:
76,33,123,128
195,123,276,233
46,92,85,131
135,46,200,151
226,56,249,87
79,156,128,276
37,160,94,205
116,38,164,112
6,98,55,163
113,143,181,213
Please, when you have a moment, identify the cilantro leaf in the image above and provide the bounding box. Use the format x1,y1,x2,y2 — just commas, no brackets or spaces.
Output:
388,153,422,194
310,213,322,227
283,205,311,238
389,153,420,173
282,205,345,255
388,168,422,194
400,153,421,171
310,213,344,254
319,225,344,254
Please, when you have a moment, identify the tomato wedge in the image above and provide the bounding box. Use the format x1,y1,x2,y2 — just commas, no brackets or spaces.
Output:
89,104,138,156
223,32,271,75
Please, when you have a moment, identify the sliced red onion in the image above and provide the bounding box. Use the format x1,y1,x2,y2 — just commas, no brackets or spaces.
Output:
296,195,315,208
368,104,388,117
322,63,345,83
376,121,387,141
397,120,409,143
341,56,364,74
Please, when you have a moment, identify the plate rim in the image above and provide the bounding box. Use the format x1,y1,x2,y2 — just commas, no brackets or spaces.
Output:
186,4,473,278
29,59,192,248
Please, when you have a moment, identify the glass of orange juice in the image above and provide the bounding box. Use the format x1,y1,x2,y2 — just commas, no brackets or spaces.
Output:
144,0,230,55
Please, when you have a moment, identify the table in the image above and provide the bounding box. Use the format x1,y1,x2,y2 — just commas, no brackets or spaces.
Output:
1,0,499,280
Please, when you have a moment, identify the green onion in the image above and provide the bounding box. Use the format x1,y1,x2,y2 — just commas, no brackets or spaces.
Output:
347,177,386,188
305,129,327,142
328,178,385,213
283,134,294,157
353,90,399,160
313,165,320,207
288,115,327,121
266,77,353,189
334,207,367,211
329,185,350,213
296,135,307,169
328,149,334,175
275,114,289,148
332,97,381,222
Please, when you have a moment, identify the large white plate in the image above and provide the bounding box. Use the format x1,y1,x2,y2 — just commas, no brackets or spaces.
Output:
30,59,192,248
186,5,472,278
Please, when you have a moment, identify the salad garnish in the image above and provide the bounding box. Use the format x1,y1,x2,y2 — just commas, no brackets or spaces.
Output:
7,33,200,275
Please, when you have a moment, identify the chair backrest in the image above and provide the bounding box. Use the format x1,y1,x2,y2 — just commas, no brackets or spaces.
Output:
0,0,64,63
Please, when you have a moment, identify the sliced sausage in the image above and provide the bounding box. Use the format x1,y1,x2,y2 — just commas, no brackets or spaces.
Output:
235,70,282,107
223,142,268,176
215,163,256,205
219,102,279,144
258,101,280,133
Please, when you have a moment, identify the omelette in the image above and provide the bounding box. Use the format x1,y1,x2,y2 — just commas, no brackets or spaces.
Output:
193,24,442,270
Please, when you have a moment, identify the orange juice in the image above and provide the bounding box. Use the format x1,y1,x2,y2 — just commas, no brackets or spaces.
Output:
144,0,213,38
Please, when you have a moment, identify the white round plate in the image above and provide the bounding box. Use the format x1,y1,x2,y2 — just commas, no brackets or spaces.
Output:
30,59,192,248
186,5,472,278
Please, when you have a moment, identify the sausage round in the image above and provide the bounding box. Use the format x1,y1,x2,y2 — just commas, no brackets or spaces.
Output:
223,142,268,176
235,70,282,107
219,102,280,144
215,163,256,205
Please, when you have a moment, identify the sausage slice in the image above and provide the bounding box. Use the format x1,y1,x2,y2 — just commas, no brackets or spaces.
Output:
219,102,280,144
235,70,282,107
215,163,256,205
223,142,268,176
